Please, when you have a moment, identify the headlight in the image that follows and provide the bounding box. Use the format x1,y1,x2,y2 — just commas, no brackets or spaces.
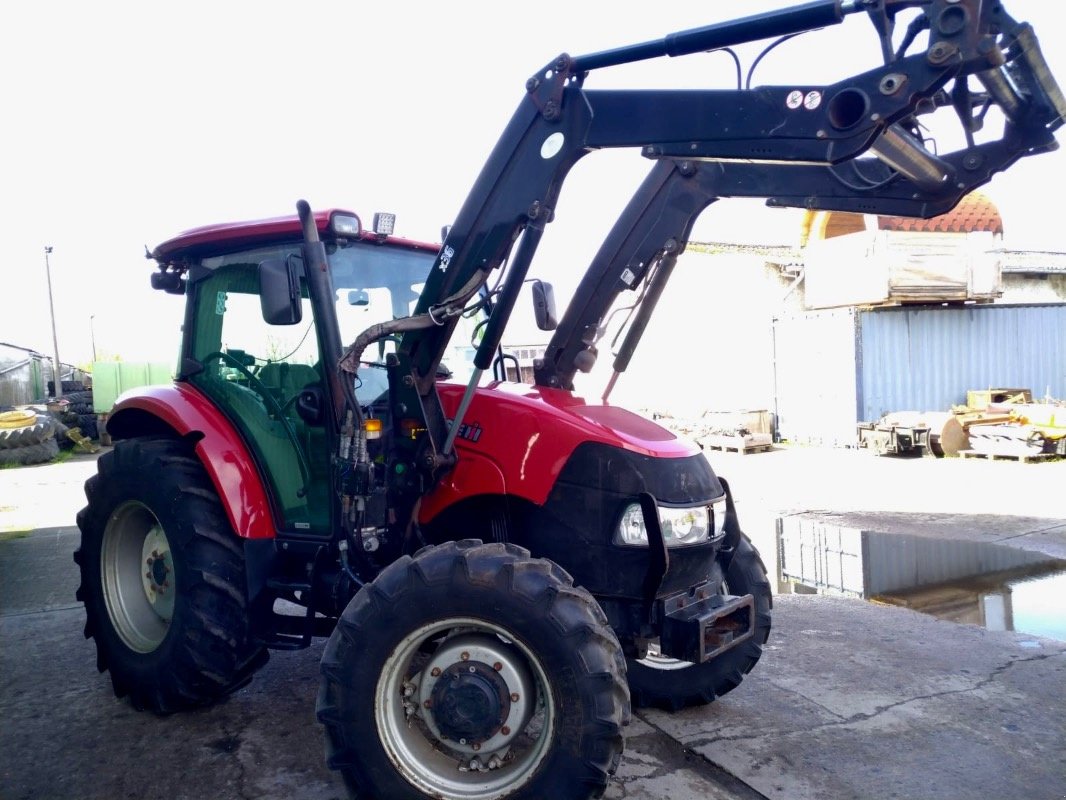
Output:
331,212,362,237
615,496,728,548
661,505,709,545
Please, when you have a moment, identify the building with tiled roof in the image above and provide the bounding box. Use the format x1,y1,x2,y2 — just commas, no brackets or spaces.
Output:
876,191,1004,237
682,191,1064,314
763,191,1066,309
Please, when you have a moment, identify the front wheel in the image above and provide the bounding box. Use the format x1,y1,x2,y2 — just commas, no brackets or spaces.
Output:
317,540,630,800
626,534,773,711
74,436,268,712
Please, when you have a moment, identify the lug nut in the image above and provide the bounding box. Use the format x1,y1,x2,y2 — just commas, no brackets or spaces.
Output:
430,667,441,677
493,662,503,671
501,726,510,736
423,700,432,709
460,651,470,661
510,693,519,702
472,743,481,751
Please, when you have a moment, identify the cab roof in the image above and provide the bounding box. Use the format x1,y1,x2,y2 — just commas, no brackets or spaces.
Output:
151,208,439,264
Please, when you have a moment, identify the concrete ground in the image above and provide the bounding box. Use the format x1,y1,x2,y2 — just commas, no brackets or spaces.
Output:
0,527,752,800
1,445,1064,799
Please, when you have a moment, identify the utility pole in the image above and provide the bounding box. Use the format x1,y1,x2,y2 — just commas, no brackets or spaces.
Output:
90,314,97,363
43,246,63,400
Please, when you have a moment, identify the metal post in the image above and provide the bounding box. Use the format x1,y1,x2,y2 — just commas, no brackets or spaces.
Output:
43,246,63,400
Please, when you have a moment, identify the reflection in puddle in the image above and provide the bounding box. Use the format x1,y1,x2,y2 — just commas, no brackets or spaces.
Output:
776,517,1066,642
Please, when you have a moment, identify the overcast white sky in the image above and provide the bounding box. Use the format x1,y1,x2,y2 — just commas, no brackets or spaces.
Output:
2,1,1064,367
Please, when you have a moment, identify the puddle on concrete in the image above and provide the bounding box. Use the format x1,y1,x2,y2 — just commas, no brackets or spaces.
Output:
874,566,1066,642
776,518,1066,642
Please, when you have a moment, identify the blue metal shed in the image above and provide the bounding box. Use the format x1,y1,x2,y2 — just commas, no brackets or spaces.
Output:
772,303,1066,446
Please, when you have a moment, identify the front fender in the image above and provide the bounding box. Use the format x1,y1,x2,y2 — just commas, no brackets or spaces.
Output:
107,383,276,539
418,448,507,525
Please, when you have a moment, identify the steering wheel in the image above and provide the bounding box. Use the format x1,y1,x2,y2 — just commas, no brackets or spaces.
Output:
202,351,311,490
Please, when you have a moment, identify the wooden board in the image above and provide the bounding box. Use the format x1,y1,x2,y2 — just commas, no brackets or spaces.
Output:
957,450,1059,464
701,434,774,454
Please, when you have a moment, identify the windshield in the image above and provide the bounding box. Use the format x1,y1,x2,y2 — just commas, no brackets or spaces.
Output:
327,240,480,386
327,240,431,357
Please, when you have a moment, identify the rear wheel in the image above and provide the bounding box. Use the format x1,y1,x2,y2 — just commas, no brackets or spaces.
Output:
626,534,772,711
317,540,630,800
74,436,267,712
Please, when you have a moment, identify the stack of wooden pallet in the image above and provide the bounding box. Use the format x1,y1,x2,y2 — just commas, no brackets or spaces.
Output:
961,402,1065,461
644,410,774,454
699,430,774,454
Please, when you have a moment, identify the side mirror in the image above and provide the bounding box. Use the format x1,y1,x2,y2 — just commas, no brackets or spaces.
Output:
348,289,370,306
259,256,302,325
532,280,558,331
150,270,185,295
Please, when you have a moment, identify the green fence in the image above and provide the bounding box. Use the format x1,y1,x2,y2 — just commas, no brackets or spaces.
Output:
92,362,174,413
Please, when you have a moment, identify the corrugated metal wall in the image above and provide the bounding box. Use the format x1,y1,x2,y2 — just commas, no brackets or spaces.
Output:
774,303,1066,445
0,345,45,407
858,303,1066,421
778,515,1057,597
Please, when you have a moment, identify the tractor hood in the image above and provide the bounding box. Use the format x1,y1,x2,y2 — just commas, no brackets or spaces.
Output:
427,381,701,511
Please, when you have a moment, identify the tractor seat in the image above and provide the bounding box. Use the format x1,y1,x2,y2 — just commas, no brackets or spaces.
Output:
258,362,320,399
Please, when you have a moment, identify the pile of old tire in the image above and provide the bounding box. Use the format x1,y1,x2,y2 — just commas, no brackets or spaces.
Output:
48,379,85,395
0,411,60,466
59,389,98,440
51,416,73,450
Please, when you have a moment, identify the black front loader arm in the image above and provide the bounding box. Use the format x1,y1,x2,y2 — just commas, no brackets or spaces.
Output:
371,0,1064,495
536,109,1060,390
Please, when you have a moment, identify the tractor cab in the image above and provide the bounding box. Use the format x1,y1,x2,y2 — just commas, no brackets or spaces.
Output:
149,210,444,537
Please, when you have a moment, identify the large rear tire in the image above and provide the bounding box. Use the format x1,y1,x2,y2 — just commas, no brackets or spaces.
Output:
0,414,55,449
0,438,59,466
74,436,268,712
626,534,772,711
317,540,630,800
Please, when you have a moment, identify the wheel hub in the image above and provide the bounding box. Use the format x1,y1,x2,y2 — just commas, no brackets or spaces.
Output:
416,632,536,756
429,661,511,745
102,502,174,654
140,525,174,611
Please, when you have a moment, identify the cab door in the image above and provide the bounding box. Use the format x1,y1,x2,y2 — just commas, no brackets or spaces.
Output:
185,259,331,535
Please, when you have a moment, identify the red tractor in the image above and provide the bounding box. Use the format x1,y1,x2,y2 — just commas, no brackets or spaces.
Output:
76,2,1062,798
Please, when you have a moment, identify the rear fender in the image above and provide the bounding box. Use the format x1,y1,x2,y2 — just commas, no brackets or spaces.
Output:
106,383,276,539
